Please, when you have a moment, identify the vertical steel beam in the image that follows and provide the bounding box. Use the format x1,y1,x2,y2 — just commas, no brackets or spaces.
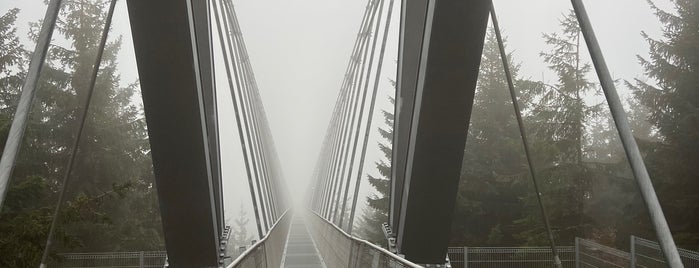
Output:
393,0,490,264
127,0,221,266
193,0,224,237
390,0,429,234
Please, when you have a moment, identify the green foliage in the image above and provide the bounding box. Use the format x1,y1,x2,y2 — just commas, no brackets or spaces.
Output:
450,28,530,246
356,96,393,248
0,1,164,266
627,0,699,249
450,11,647,248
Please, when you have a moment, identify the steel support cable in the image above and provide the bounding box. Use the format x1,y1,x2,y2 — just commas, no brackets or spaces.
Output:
490,5,563,268
570,1,683,266
316,114,336,213
348,0,395,234
228,20,277,229
314,145,332,211
255,85,285,214
318,59,348,218
320,3,373,218
323,42,366,219
221,0,272,231
339,0,386,229
309,148,326,209
311,117,339,209
333,0,381,224
310,113,334,211
235,47,275,224
237,40,279,221
313,143,333,212
324,87,353,219
319,106,345,215
227,10,278,222
249,95,277,221
38,1,116,266
0,0,62,210
322,1,375,218
328,65,362,221
324,54,363,219
329,1,380,222
212,0,264,238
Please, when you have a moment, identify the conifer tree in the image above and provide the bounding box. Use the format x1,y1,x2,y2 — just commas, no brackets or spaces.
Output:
357,96,393,247
450,28,529,246
627,0,699,247
515,10,601,245
0,1,163,265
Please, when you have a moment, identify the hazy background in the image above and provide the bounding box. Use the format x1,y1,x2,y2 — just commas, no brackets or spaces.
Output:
0,0,670,238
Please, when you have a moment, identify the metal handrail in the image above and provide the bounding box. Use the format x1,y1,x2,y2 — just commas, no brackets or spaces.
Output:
309,211,423,268
227,209,291,268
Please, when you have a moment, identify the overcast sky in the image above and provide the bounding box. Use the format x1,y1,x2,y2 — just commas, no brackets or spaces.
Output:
0,0,672,238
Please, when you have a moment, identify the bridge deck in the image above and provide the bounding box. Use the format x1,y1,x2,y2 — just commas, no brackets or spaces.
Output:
282,217,325,268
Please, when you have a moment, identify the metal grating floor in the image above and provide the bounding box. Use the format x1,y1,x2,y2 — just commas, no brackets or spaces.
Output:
282,217,325,268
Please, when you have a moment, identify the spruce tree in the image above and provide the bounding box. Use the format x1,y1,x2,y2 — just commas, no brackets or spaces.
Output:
450,28,528,246
0,1,163,264
515,10,601,245
627,0,699,248
357,96,393,247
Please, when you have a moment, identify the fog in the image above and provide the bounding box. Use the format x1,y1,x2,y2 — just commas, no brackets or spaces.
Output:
0,0,672,242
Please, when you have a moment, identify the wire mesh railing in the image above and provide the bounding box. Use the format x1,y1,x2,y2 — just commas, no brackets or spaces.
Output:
54,251,167,268
226,210,291,268
575,238,630,268
448,237,699,268
307,211,422,268
631,236,699,267
447,246,576,268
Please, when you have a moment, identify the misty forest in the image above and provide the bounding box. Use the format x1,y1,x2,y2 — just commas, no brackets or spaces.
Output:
357,0,698,253
0,0,697,267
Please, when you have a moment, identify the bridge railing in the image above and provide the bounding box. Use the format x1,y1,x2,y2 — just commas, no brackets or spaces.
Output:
575,238,630,268
447,246,576,268
631,236,699,267
54,251,166,268
307,211,422,268
227,210,292,268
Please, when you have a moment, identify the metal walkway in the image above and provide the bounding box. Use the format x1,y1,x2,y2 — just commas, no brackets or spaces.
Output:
282,217,325,268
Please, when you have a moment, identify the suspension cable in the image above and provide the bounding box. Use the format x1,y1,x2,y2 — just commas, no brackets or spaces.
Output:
348,0,396,235
339,0,385,229
220,0,271,231
227,5,275,226
331,0,381,223
323,1,374,220
570,1,682,266
39,0,117,266
490,5,563,267
212,0,264,238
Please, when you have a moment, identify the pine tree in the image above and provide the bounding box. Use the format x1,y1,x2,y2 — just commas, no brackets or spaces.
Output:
450,28,528,246
232,204,252,249
0,8,25,114
0,1,163,264
627,0,699,248
515,10,601,245
357,96,393,247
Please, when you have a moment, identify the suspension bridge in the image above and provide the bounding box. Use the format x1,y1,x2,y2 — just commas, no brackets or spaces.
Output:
0,0,689,267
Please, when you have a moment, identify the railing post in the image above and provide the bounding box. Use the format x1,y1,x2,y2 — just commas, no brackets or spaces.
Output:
630,236,636,268
575,238,580,268
139,251,144,268
464,247,468,268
